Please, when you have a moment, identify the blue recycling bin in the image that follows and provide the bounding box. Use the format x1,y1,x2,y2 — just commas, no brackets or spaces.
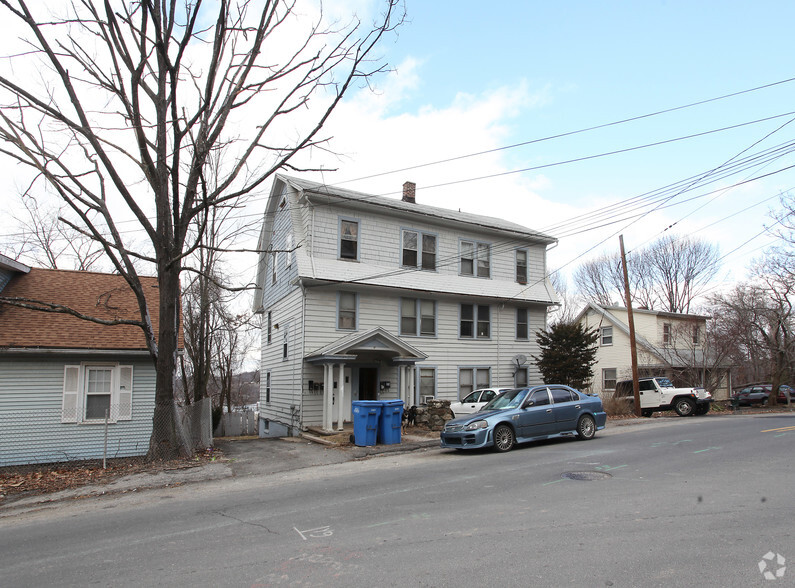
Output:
352,401,382,446
378,400,404,445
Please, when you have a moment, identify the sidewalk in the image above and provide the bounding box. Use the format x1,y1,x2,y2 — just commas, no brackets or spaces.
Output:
0,431,443,514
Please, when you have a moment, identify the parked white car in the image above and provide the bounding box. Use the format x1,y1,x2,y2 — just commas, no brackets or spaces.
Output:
449,388,513,417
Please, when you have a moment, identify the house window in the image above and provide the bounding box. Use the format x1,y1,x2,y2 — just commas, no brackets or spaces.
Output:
338,291,357,330
282,333,288,360
516,308,528,340
460,304,490,338
603,368,617,391
515,367,529,388
516,249,528,284
459,367,490,398
265,372,271,404
663,323,672,345
271,251,278,285
600,326,613,346
267,311,272,345
401,230,437,270
61,363,133,424
692,325,700,345
460,240,491,278
400,298,436,336
339,219,359,260
419,368,436,402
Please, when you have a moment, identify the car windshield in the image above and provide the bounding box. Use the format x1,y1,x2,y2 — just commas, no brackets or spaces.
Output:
656,378,675,388
482,388,526,411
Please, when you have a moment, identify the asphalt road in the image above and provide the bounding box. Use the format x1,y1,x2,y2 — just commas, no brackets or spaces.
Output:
1,413,793,587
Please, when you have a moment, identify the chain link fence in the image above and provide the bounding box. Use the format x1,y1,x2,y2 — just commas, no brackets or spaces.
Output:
0,398,213,475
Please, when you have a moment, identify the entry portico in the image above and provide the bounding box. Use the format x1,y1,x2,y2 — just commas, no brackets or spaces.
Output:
305,327,426,432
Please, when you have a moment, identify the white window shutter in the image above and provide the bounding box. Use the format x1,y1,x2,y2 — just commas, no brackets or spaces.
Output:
62,365,80,423
117,365,133,421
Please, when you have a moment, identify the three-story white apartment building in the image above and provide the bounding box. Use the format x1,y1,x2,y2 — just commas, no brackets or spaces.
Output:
252,175,558,436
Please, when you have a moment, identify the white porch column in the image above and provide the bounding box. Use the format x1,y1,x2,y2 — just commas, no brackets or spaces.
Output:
409,365,416,405
323,363,333,431
400,365,408,406
336,362,346,431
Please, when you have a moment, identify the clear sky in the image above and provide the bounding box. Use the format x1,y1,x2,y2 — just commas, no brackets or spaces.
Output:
303,0,795,298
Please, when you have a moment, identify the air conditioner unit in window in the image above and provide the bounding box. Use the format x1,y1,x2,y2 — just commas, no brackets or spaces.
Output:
423,395,435,405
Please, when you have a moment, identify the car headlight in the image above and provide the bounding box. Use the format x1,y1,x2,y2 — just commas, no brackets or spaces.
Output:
465,420,488,431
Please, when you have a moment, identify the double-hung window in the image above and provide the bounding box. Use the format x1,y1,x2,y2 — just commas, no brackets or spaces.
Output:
338,292,357,330
600,326,613,346
460,240,490,278
400,298,436,336
459,367,490,398
460,304,490,338
339,219,359,260
516,249,528,284
516,308,529,340
663,323,672,345
402,230,436,270
61,363,133,423
603,368,617,391
419,368,436,402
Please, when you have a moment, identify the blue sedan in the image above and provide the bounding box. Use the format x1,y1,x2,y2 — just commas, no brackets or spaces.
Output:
440,385,607,452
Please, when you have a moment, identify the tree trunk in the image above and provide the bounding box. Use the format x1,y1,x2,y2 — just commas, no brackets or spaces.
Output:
148,261,191,461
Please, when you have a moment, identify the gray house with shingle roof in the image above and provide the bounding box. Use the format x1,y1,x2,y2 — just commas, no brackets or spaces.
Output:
253,175,558,437
0,260,162,466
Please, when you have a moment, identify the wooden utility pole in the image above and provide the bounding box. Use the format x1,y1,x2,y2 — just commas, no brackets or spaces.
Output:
619,235,641,416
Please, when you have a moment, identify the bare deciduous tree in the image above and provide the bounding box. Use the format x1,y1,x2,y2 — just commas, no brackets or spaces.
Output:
574,235,720,313
0,0,403,459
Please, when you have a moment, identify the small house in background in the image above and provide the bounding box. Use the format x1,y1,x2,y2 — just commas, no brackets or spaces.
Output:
0,255,164,466
576,302,732,399
252,175,559,437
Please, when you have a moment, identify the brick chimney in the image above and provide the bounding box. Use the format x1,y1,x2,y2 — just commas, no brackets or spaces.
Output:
402,181,416,203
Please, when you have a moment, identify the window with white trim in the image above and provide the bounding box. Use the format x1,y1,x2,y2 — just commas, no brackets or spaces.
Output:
516,249,528,284
271,251,278,285
400,298,436,336
339,219,359,260
267,311,272,345
265,371,271,404
61,363,133,423
603,368,617,391
663,323,672,345
460,303,490,338
459,367,490,398
338,291,357,330
600,326,613,346
460,240,491,278
402,230,437,270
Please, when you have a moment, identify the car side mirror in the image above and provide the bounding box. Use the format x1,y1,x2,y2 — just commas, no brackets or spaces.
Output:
523,400,535,408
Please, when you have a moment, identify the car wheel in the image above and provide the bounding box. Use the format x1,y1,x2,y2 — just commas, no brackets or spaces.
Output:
576,414,596,440
493,424,515,452
641,409,653,418
762,398,769,407
674,397,696,416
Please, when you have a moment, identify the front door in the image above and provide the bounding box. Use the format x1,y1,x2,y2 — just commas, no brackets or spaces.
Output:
359,367,378,400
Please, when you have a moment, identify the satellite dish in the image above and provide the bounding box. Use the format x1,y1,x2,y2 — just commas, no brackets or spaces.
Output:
512,354,527,367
